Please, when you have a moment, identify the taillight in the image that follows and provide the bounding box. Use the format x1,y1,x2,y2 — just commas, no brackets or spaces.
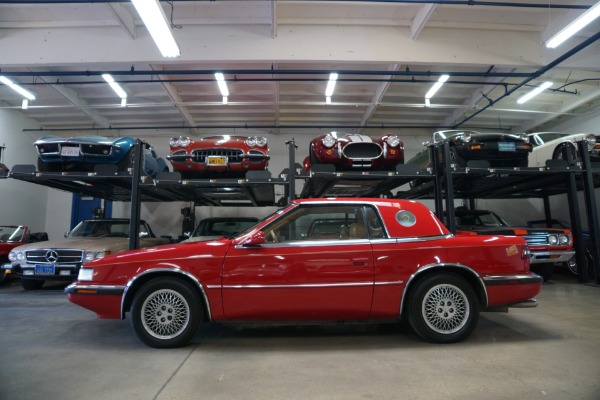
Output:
522,245,531,260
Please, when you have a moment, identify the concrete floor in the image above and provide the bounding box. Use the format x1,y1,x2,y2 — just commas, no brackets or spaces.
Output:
1,271,599,400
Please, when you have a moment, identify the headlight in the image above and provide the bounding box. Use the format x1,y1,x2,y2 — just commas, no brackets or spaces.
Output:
179,136,190,147
386,135,401,147
585,134,596,147
559,234,571,245
78,268,94,282
9,251,25,262
169,137,180,147
84,251,106,262
548,235,558,245
322,134,336,148
255,136,268,147
519,134,530,143
246,137,257,147
460,132,472,143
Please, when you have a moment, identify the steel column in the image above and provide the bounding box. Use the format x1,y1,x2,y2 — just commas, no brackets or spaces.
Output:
128,140,143,250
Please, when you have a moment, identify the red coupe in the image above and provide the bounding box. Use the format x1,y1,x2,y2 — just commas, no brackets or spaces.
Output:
303,133,404,171
167,135,269,177
66,198,542,348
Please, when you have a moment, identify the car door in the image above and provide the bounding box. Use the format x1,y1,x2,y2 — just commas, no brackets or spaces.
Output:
221,204,375,320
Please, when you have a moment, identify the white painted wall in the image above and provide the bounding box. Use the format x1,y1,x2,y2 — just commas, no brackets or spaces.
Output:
0,109,51,235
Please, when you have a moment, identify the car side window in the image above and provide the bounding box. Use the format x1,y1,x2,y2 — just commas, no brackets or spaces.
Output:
262,205,367,243
365,206,386,238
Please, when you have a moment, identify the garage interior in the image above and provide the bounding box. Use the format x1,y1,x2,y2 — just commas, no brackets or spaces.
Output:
1,1,600,399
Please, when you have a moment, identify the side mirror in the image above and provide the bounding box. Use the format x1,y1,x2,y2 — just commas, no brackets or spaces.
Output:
239,231,266,247
139,231,150,238
64,231,69,238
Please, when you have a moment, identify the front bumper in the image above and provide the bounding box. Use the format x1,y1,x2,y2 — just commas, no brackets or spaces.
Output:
65,283,126,319
530,250,575,264
16,262,81,281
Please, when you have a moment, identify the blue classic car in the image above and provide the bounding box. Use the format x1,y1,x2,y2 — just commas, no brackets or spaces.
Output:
34,136,169,177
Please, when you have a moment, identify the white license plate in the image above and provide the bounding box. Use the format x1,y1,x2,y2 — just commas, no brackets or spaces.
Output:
498,142,516,152
207,156,227,166
61,146,80,157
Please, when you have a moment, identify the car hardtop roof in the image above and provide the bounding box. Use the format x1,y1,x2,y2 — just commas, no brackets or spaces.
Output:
290,198,424,207
453,208,494,216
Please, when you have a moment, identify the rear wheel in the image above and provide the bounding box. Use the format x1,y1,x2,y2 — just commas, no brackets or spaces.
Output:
407,273,479,343
21,279,44,290
130,278,202,348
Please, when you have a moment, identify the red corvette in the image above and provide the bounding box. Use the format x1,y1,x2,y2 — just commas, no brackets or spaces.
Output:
66,198,542,348
167,135,269,177
304,133,404,171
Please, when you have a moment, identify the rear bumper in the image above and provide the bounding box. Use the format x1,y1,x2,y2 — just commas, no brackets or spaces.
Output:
483,273,543,308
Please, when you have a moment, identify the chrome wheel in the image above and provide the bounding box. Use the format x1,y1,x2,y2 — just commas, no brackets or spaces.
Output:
422,284,469,334
141,289,190,339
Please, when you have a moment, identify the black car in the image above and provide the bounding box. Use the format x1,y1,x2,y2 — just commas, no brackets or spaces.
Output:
406,130,533,171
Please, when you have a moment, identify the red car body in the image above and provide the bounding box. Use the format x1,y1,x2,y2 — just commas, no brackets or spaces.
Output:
304,133,404,171
66,198,541,348
167,135,269,177
1,225,33,282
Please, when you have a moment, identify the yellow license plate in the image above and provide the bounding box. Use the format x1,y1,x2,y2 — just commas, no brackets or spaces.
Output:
207,156,227,166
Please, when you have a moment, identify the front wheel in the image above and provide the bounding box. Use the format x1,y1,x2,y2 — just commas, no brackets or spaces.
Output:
407,273,479,343
130,278,202,348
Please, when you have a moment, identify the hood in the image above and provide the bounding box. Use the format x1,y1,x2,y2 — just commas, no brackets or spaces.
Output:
11,237,131,253
34,136,134,146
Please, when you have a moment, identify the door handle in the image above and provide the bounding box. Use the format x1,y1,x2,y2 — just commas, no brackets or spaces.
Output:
353,258,369,267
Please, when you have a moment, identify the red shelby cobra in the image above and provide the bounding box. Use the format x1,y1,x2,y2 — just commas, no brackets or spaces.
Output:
66,198,542,348
304,133,404,171
167,135,269,177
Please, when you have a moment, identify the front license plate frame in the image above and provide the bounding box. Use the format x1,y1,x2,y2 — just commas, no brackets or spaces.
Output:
60,146,80,157
498,142,516,152
207,156,227,166
35,265,55,275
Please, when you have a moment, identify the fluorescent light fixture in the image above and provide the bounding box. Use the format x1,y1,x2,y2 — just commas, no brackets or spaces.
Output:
102,74,128,106
0,76,36,100
325,73,338,97
425,74,450,99
22,99,28,110
546,2,600,48
222,96,228,105
215,73,229,97
425,98,431,107
517,81,553,104
131,0,180,57
326,96,332,104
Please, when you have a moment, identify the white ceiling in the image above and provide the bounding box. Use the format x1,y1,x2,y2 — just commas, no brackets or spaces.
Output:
1,0,600,138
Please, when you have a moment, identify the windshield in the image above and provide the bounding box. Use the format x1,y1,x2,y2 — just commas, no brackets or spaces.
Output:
68,220,146,238
456,211,508,227
0,225,25,242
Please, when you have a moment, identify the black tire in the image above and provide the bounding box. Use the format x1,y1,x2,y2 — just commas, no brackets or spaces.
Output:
309,145,320,167
449,148,465,167
21,279,44,291
407,273,479,343
552,143,578,164
130,277,202,348
0,269,6,284
567,251,594,278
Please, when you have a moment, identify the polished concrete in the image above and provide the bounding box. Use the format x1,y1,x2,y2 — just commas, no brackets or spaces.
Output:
1,271,599,400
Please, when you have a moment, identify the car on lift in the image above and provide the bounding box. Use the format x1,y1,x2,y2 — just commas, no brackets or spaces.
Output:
453,207,574,281
406,130,533,172
527,132,600,167
303,133,404,172
1,225,48,283
527,218,596,280
66,198,542,348
167,135,270,178
6,219,170,290
183,217,259,242
34,135,169,178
